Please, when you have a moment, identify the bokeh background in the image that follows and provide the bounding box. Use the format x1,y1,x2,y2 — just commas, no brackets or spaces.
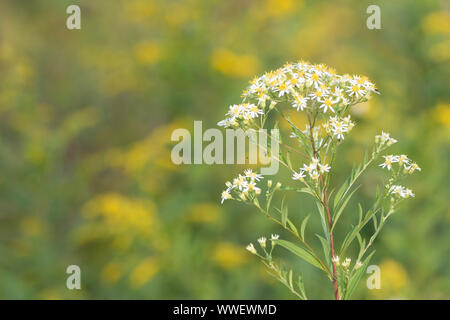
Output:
0,0,448,299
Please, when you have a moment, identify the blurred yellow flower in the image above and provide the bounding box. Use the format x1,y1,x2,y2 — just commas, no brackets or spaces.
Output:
20,217,46,237
433,103,450,128
135,41,162,66
12,61,33,83
164,3,193,28
263,0,301,18
422,11,450,35
124,0,157,22
110,121,184,175
211,49,260,78
427,39,450,62
186,203,222,224
25,143,46,166
212,242,248,270
101,262,123,284
371,259,409,299
82,193,157,237
129,258,159,288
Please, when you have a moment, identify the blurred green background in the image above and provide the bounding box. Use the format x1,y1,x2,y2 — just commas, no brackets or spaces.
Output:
0,0,448,299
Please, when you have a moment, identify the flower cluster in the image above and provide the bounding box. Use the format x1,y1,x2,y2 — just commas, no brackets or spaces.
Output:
389,185,415,198
217,61,419,300
333,256,362,269
375,131,398,146
292,157,330,182
379,154,421,173
217,103,264,128
324,115,355,140
221,169,264,203
246,234,280,255
242,61,377,114
377,150,420,200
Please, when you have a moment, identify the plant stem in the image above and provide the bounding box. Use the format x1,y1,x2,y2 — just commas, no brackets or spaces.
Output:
307,114,340,300
320,174,340,300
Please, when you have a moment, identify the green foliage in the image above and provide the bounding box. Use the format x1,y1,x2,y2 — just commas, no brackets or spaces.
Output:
0,0,448,300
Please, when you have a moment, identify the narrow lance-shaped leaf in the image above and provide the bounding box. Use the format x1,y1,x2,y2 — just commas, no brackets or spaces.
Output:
315,234,331,270
333,149,376,212
285,150,292,170
286,217,299,236
281,196,288,227
331,186,361,232
315,200,330,241
300,214,310,241
297,275,307,300
288,269,294,290
274,239,326,272
356,232,366,260
358,203,363,223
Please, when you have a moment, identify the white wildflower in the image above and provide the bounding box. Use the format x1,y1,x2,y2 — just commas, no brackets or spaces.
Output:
342,258,351,268
405,162,421,174
292,170,306,181
332,256,340,266
309,170,320,180
246,243,257,254
397,154,410,166
257,237,267,248
221,190,232,204
318,97,336,113
379,155,399,170
270,234,279,240
244,169,263,181
319,163,331,173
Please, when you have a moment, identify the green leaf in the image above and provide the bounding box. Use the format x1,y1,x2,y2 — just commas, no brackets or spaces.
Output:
333,180,349,211
285,151,292,169
332,186,360,231
333,149,376,212
288,269,294,289
295,187,316,197
358,203,363,223
315,200,329,241
297,275,307,299
300,215,310,240
266,192,274,212
286,218,299,236
280,196,288,227
315,234,331,268
274,239,325,272
339,224,357,254
356,233,366,260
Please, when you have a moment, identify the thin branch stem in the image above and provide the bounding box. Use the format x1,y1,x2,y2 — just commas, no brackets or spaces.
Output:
254,203,332,278
308,114,340,300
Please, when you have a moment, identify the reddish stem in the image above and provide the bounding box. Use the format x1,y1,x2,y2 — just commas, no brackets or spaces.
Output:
320,175,340,300
308,118,340,300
